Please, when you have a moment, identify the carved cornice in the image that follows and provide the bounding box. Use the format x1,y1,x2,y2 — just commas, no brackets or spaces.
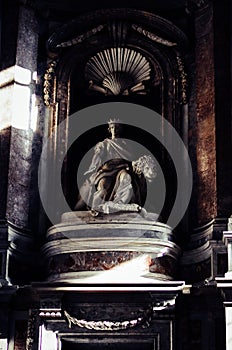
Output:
43,9,189,105
46,9,188,53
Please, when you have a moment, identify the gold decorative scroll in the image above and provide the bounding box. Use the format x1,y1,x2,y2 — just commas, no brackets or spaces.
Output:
43,60,57,106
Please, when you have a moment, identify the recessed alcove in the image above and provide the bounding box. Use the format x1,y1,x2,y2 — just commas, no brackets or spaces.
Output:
63,123,177,222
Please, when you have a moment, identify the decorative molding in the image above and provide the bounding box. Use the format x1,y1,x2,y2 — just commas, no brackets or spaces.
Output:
26,309,38,350
46,9,188,52
131,24,177,47
180,242,211,264
176,55,188,104
39,311,62,318
43,60,57,106
39,296,62,318
56,25,105,48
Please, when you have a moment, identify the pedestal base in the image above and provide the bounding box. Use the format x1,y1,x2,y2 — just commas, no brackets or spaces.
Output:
42,211,181,283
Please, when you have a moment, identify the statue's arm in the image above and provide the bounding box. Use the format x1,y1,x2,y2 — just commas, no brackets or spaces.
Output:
84,141,105,175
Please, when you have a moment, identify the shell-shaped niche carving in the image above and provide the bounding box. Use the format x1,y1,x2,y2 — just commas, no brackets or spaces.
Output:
85,48,151,95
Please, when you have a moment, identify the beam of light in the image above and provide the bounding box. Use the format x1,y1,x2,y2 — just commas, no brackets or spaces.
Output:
77,254,153,284
12,83,31,130
0,339,8,350
30,93,38,131
38,325,58,350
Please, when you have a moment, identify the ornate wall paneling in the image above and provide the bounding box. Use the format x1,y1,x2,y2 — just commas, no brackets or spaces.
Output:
42,8,190,229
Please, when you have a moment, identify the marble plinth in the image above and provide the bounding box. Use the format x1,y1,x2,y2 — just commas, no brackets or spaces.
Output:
42,211,181,283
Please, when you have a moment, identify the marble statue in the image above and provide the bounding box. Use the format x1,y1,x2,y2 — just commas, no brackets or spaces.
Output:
75,118,134,210
91,154,157,216
75,118,157,216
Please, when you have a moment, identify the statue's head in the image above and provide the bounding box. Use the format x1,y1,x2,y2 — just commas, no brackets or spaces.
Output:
107,117,122,137
133,155,157,182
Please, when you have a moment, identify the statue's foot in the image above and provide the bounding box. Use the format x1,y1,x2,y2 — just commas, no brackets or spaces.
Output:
90,209,99,217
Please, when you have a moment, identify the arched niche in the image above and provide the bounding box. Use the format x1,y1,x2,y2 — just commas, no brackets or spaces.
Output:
42,8,189,226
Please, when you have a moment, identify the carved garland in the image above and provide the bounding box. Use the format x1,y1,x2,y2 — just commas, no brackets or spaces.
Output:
64,308,153,331
56,24,105,48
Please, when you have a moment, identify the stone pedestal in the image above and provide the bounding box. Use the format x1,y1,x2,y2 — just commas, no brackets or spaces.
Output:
32,281,187,350
42,211,181,283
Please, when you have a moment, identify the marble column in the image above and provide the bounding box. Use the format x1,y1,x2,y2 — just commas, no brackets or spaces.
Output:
193,2,217,226
4,5,40,283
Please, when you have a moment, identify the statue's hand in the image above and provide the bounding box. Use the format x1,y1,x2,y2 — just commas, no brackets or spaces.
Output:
84,166,96,175
140,207,148,218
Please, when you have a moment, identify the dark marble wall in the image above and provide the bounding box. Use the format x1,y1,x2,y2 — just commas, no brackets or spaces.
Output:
176,288,226,350
0,0,19,70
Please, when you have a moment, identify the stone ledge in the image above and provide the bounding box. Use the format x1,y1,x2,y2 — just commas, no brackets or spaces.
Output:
0,65,32,88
